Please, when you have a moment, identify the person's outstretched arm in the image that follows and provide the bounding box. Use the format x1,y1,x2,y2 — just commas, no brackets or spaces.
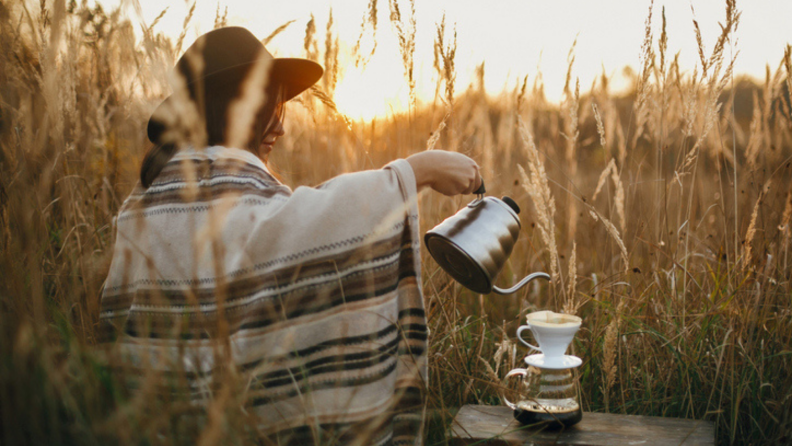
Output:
406,151,482,196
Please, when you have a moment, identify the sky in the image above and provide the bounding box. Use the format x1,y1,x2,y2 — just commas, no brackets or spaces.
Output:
109,0,792,120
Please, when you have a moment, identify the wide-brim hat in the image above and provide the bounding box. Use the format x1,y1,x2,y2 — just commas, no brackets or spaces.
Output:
147,26,323,143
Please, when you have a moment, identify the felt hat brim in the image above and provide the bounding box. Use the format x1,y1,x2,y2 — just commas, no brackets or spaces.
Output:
271,58,324,102
146,27,323,143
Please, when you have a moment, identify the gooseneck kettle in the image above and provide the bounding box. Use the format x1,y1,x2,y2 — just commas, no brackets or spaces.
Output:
424,181,550,294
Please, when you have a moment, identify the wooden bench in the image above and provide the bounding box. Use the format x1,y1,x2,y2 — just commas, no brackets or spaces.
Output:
449,405,715,445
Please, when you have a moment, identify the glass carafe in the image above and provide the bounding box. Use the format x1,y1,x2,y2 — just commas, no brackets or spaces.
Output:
500,364,582,429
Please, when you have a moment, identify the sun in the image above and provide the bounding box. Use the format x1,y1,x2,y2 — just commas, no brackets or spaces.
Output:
331,56,413,122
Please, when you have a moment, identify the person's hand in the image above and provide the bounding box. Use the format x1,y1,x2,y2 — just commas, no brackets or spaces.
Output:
406,151,482,196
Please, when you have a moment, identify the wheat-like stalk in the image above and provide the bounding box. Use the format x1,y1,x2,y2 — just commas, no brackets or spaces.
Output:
592,159,616,201
564,76,580,244
478,355,499,383
631,0,655,150
680,70,699,138
601,299,625,411
434,13,457,110
743,181,770,271
515,74,528,117
152,49,207,150
658,6,668,77
611,164,626,233
744,90,762,169
691,4,708,77
615,115,627,168
323,9,339,97
784,45,792,116
707,0,740,80
564,242,578,314
492,332,514,375
174,2,195,55
426,112,450,151
304,14,318,62
590,157,626,231
680,53,735,172
782,193,792,239
353,0,378,68
146,7,169,35
389,0,416,107
686,0,740,167
592,102,606,149
308,85,353,128
262,19,296,46
213,4,228,29
587,206,629,273
781,191,792,271
517,118,559,284
562,34,578,97
226,54,271,150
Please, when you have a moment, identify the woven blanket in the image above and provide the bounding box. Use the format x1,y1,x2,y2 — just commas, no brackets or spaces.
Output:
99,146,426,445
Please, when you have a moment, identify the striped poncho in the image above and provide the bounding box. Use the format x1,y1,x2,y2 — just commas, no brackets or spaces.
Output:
99,146,426,445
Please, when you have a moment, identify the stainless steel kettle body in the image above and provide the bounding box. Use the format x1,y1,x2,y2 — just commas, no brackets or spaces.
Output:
425,194,550,294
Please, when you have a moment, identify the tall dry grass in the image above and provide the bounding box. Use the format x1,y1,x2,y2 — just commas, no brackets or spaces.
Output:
1,0,791,444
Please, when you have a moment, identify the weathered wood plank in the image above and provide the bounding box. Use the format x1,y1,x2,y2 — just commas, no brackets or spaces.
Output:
449,405,715,446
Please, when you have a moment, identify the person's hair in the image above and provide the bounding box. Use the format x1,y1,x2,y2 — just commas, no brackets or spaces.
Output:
139,77,283,188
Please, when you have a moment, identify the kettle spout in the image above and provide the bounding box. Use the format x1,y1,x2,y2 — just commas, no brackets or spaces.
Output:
492,272,551,295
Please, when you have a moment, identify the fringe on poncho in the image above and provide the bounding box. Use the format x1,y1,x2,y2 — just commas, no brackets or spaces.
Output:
99,146,426,445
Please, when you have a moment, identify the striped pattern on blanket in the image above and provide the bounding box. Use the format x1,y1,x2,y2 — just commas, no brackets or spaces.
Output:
99,146,426,445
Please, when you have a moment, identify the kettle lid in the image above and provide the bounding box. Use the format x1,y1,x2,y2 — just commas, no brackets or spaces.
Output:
501,196,520,214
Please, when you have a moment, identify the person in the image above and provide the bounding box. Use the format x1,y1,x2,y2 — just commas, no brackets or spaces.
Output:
99,26,481,445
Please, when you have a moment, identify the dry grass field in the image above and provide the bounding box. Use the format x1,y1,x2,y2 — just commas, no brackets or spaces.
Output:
1,0,791,444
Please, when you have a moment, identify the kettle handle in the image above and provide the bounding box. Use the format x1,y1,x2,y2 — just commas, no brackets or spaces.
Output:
492,272,551,295
473,178,486,195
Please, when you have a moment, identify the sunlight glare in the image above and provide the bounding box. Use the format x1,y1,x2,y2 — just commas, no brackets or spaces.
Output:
332,56,411,121
105,0,792,117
